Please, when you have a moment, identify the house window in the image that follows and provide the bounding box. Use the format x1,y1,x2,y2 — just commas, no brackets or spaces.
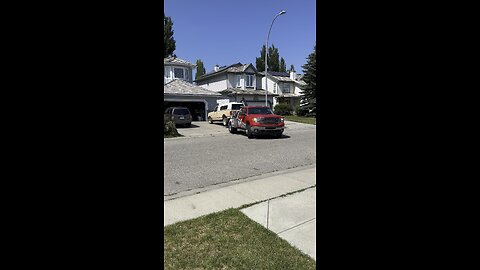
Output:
273,83,277,94
165,66,172,78
245,74,253,87
174,68,185,79
236,75,241,88
282,83,290,93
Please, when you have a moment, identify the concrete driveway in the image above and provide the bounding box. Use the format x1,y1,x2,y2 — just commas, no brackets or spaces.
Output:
172,120,315,139
174,121,228,138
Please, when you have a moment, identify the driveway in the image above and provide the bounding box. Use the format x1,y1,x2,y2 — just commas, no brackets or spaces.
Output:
174,121,228,138
171,120,315,139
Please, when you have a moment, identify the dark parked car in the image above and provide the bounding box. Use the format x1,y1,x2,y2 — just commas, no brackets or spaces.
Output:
165,107,192,127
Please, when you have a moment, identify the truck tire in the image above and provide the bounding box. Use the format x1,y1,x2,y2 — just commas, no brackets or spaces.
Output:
228,121,237,134
274,131,283,138
208,117,213,124
222,116,228,126
246,123,253,139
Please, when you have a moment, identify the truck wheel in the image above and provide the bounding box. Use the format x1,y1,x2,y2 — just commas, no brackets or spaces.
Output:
274,131,283,138
228,122,237,134
208,117,213,124
246,123,253,138
222,116,228,126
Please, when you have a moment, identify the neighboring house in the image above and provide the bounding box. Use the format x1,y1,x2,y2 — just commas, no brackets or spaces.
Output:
195,63,278,108
164,56,225,121
260,69,305,109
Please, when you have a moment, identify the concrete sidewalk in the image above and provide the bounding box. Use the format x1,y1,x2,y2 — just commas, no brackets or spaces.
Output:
164,165,316,259
241,187,316,260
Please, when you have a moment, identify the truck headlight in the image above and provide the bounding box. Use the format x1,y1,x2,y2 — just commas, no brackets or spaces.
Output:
280,118,284,122
253,118,258,122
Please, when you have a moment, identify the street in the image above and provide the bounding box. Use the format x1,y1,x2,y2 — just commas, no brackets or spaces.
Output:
164,122,316,196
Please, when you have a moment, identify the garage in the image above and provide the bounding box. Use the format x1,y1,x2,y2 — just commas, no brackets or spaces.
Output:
164,79,225,122
164,100,207,121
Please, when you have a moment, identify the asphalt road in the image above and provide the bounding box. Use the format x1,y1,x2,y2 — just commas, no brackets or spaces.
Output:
164,122,316,196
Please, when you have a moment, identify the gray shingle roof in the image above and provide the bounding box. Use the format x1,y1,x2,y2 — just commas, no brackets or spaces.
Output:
164,79,222,96
219,88,279,97
164,56,195,67
259,71,294,82
196,63,258,81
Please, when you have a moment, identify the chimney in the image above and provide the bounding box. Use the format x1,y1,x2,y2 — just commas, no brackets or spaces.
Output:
214,65,219,72
289,69,296,80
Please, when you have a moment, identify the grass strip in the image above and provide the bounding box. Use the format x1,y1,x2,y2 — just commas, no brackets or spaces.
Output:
164,208,316,269
284,115,316,125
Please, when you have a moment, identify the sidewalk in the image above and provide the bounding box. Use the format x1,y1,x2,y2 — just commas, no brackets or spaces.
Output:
241,187,316,260
164,165,316,259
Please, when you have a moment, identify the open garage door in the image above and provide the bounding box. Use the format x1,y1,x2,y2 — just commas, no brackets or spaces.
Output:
164,100,207,121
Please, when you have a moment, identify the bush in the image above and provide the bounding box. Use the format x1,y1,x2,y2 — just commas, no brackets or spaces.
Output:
295,106,309,116
273,103,293,116
164,114,180,137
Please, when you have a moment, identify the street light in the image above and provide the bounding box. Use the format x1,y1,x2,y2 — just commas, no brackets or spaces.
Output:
265,10,286,107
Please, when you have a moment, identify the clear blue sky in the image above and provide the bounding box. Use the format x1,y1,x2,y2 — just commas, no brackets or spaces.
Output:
164,0,316,77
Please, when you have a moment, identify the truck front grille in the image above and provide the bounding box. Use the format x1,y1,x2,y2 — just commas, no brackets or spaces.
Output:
258,117,280,124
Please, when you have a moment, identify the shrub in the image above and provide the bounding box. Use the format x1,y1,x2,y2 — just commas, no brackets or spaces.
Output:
164,114,180,137
295,106,309,116
273,103,293,116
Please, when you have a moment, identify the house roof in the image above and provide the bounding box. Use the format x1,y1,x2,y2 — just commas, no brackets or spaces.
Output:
258,71,294,82
219,88,279,97
195,63,258,81
164,79,222,96
278,93,302,98
164,56,195,68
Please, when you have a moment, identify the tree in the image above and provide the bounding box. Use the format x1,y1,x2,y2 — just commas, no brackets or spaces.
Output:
195,59,206,80
255,44,286,72
289,64,295,72
280,57,286,72
255,45,266,72
164,13,176,58
267,44,280,72
301,44,316,113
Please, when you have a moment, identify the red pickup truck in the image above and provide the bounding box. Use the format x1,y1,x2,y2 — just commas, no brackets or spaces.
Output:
228,106,285,138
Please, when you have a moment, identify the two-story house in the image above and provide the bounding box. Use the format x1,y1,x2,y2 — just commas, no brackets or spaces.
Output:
195,63,278,108
164,56,223,121
260,68,305,109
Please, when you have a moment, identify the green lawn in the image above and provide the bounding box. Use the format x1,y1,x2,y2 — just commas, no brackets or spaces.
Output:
164,208,316,269
284,115,316,125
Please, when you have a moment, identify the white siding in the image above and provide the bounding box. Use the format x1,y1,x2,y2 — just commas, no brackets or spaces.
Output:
262,77,277,94
197,74,228,92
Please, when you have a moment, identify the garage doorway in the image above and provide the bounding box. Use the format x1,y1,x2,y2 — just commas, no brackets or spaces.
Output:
164,100,207,121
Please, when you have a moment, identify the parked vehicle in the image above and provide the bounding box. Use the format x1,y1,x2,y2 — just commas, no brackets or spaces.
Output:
228,106,285,138
208,102,243,126
164,107,192,127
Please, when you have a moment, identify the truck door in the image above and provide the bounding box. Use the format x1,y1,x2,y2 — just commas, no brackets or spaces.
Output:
237,108,247,128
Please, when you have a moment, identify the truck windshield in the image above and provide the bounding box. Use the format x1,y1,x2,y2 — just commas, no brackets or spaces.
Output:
248,107,273,114
231,104,243,110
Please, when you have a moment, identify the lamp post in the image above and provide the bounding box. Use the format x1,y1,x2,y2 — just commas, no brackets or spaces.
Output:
265,10,286,107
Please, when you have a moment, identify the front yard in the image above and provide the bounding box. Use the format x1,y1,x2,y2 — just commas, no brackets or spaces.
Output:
164,208,316,269
285,115,316,125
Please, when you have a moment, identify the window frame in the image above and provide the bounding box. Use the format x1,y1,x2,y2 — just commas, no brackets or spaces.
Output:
165,66,172,78
245,74,253,87
174,67,185,79
236,75,241,88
